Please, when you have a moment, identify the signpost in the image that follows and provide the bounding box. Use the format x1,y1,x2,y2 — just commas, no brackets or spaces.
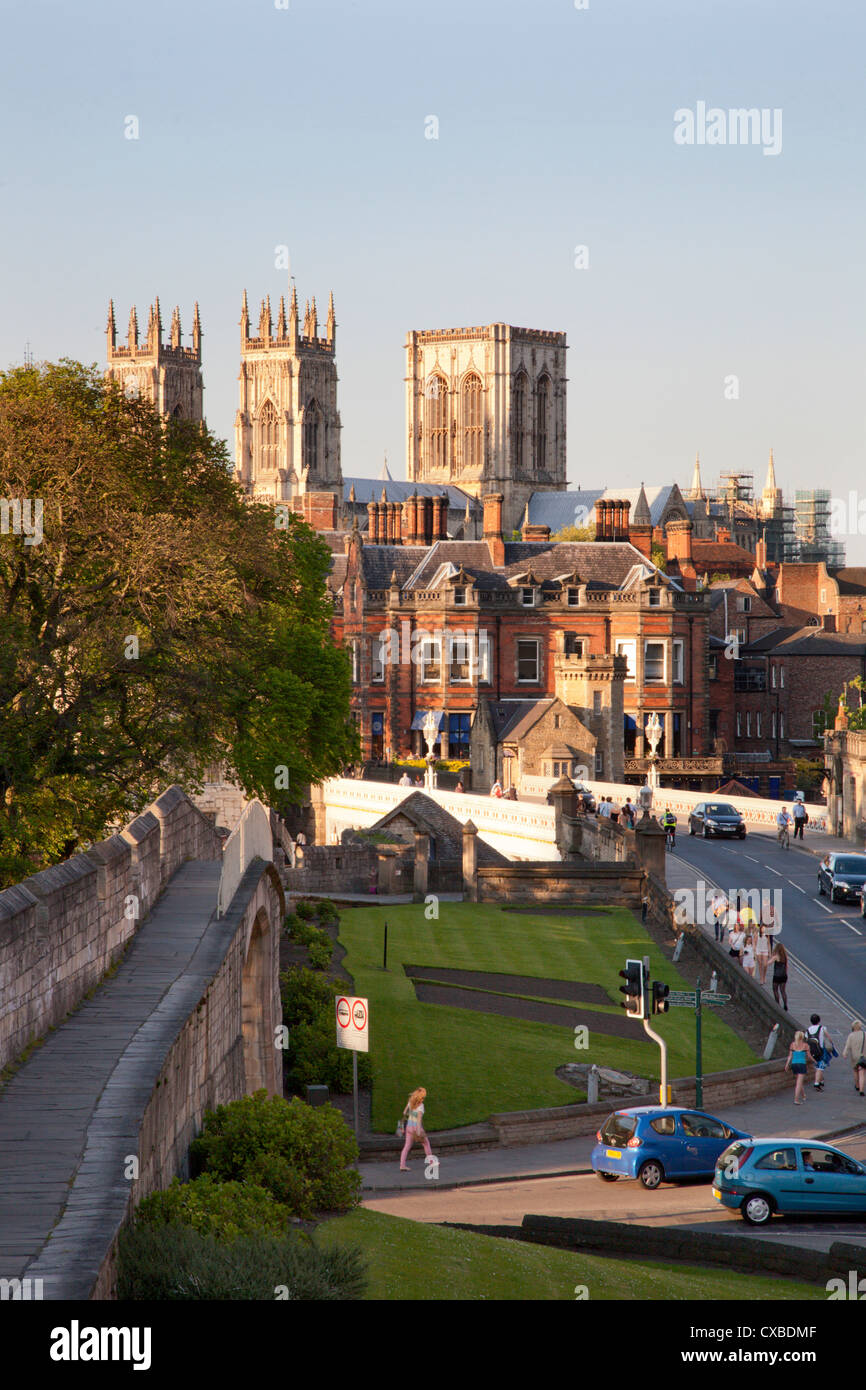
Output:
668,979,730,1107
335,995,369,1138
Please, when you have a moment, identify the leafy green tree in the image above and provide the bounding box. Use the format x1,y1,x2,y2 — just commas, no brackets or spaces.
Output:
553,524,595,542
0,361,357,886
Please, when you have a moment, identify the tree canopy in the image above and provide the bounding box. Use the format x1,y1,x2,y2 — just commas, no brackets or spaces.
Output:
0,361,356,887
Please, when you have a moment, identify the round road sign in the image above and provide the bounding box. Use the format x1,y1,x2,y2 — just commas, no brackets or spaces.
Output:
336,997,351,1028
352,999,367,1031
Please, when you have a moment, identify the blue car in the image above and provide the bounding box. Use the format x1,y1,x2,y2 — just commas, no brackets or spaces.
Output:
713,1138,866,1224
591,1106,750,1189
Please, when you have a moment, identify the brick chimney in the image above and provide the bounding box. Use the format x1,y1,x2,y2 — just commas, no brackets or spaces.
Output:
755,534,768,571
483,493,505,566
717,525,731,544
302,492,338,531
435,493,449,541
366,499,379,543
405,493,419,544
521,520,552,543
593,499,607,540
666,519,697,590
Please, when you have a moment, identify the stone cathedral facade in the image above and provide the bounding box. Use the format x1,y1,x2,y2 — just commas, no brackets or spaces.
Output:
234,286,342,507
106,300,204,420
405,322,567,533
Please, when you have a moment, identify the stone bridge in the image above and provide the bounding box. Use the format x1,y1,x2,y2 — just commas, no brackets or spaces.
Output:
0,788,283,1299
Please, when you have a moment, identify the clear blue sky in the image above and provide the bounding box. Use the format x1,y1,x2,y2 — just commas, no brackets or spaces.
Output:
2,0,863,557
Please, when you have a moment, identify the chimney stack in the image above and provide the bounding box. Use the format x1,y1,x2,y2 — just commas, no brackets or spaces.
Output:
666,519,697,590
483,493,505,566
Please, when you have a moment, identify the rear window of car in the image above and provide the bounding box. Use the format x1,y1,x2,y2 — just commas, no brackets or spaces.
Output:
718,1140,751,1168
600,1112,637,1144
754,1147,796,1171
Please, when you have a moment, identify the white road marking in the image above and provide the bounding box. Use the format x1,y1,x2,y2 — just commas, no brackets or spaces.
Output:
843,921,864,936
788,882,807,893
744,855,760,863
814,899,835,914
764,866,784,877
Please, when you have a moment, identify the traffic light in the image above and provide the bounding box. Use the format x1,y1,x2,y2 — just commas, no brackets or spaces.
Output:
619,959,646,1018
652,981,670,1015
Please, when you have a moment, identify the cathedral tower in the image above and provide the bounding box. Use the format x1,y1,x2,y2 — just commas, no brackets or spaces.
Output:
235,285,342,507
405,322,567,533
106,300,203,420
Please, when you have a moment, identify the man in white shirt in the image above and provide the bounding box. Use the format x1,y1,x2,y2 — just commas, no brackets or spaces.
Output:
776,807,791,845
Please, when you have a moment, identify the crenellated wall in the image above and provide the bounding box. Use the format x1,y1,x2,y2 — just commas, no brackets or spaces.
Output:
0,787,222,1071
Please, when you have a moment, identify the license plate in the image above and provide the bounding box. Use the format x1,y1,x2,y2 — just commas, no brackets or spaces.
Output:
712,1188,721,1199
606,1149,622,1159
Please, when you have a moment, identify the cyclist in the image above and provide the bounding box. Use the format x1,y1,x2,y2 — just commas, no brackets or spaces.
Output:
776,805,792,849
662,806,677,849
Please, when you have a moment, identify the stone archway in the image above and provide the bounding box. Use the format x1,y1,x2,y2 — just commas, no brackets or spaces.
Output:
241,909,274,1094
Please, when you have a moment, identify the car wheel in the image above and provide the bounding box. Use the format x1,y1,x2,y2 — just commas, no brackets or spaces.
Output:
818,880,825,896
638,1160,664,1190
703,826,710,839
741,1193,774,1226
689,824,695,836
597,1172,619,1182
831,887,839,903
738,829,746,839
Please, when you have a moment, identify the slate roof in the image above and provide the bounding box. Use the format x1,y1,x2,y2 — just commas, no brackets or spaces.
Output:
359,545,430,589
527,485,684,531
689,539,757,570
481,699,547,741
830,568,866,596
743,627,866,656
401,540,660,594
327,554,348,594
343,477,477,508
370,792,508,865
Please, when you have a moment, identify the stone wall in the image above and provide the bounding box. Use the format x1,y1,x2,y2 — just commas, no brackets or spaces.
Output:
475,863,644,906
0,787,222,1071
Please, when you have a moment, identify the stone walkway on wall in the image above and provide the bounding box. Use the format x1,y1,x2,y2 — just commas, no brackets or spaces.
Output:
0,861,221,1296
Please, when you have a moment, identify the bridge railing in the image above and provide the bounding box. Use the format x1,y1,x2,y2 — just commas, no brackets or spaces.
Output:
217,798,273,916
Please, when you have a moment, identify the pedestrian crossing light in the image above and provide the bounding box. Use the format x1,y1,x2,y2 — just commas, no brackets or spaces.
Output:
619,959,646,1019
652,981,670,1015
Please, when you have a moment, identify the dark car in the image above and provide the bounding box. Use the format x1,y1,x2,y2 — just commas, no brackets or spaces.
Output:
688,802,746,839
817,852,866,904
714,1138,866,1225
591,1106,750,1189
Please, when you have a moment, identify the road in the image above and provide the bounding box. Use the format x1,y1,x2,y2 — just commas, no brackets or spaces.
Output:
363,1135,866,1253
670,828,866,1024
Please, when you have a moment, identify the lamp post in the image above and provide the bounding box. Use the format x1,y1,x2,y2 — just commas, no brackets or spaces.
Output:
422,710,439,791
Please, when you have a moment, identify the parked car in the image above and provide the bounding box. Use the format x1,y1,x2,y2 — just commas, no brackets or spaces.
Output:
688,802,746,839
713,1138,866,1224
591,1106,750,1189
817,852,866,904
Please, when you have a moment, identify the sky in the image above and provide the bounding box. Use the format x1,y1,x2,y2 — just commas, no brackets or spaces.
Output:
1,0,864,557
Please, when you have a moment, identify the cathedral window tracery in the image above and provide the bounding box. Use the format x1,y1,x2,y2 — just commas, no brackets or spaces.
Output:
461,373,482,473
534,373,550,474
257,399,279,473
425,374,449,475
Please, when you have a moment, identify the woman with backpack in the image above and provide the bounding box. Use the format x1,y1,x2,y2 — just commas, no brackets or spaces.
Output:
842,1021,866,1096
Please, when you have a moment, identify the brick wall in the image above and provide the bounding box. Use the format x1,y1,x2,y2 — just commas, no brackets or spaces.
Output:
0,788,222,1070
476,862,644,906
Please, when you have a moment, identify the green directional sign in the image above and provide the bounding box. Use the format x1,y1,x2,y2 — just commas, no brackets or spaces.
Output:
701,992,731,1005
667,991,697,1006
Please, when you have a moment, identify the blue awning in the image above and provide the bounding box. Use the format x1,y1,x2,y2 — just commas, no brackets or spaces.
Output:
410,709,446,732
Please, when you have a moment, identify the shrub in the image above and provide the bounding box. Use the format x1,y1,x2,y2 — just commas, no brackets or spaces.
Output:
287,1017,373,1094
117,1224,367,1301
190,1091,361,1218
280,967,334,1025
316,899,338,923
134,1174,288,1241
307,938,332,971
295,899,317,920
283,911,302,937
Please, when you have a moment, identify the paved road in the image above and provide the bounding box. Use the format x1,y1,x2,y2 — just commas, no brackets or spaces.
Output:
363,1134,866,1254
668,828,866,1031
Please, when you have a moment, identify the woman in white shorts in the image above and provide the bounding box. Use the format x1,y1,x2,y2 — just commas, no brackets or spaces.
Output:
753,923,771,985
741,932,756,978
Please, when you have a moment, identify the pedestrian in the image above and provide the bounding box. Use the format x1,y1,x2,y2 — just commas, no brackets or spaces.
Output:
785,1030,812,1104
753,922,772,985
609,798,621,824
622,797,635,828
399,1086,435,1171
414,775,423,787
598,797,610,819
741,931,756,979
770,940,789,1011
792,798,808,840
490,779,503,798
399,771,412,787
841,1020,866,1096
710,889,729,944
726,920,745,964
806,1013,836,1090
455,779,464,793
504,785,518,800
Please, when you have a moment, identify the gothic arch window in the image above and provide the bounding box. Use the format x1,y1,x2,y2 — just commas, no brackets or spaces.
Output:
534,374,550,474
172,402,183,420
461,373,483,473
513,371,528,473
425,375,449,474
257,399,279,473
304,398,322,474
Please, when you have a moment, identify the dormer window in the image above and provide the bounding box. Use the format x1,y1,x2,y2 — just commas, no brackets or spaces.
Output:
648,589,661,607
454,586,467,606
521,587,535,607
567,588,579,606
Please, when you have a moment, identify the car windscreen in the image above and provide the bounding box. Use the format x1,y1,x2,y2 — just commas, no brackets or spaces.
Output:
834,857,866,875
705,805,737,816
600,1112,637,1144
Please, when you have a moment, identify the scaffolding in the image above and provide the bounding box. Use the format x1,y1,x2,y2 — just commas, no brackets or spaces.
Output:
794,490,845,566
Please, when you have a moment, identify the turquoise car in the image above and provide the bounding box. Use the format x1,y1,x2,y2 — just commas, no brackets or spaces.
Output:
714,1138,866,1224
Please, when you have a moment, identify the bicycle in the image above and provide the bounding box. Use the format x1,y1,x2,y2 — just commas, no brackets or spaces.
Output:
665,826,676,851
777,823,790,850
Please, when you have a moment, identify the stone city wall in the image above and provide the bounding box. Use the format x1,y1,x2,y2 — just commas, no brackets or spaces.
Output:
0,787,222,1071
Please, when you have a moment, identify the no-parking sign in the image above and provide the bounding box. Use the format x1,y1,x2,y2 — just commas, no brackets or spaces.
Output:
335,995,369,1052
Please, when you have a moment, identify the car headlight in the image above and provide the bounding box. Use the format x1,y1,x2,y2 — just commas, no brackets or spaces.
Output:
705,819,717,827
836,882,850,891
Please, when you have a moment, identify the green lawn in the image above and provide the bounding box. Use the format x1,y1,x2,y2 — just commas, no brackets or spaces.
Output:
337,902,757,1131
318,1208,820,1301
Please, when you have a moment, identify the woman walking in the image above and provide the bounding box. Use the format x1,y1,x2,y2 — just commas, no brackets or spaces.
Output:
842,1021,866,1096
741,931,756,979
726,920,745,965
754,923,772,986
770,941,789,1010
785,1030,812,1104
399,1087,435,1171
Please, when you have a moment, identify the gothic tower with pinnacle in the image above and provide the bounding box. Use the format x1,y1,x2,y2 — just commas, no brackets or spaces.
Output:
234,285,342,508
106,299,203,420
